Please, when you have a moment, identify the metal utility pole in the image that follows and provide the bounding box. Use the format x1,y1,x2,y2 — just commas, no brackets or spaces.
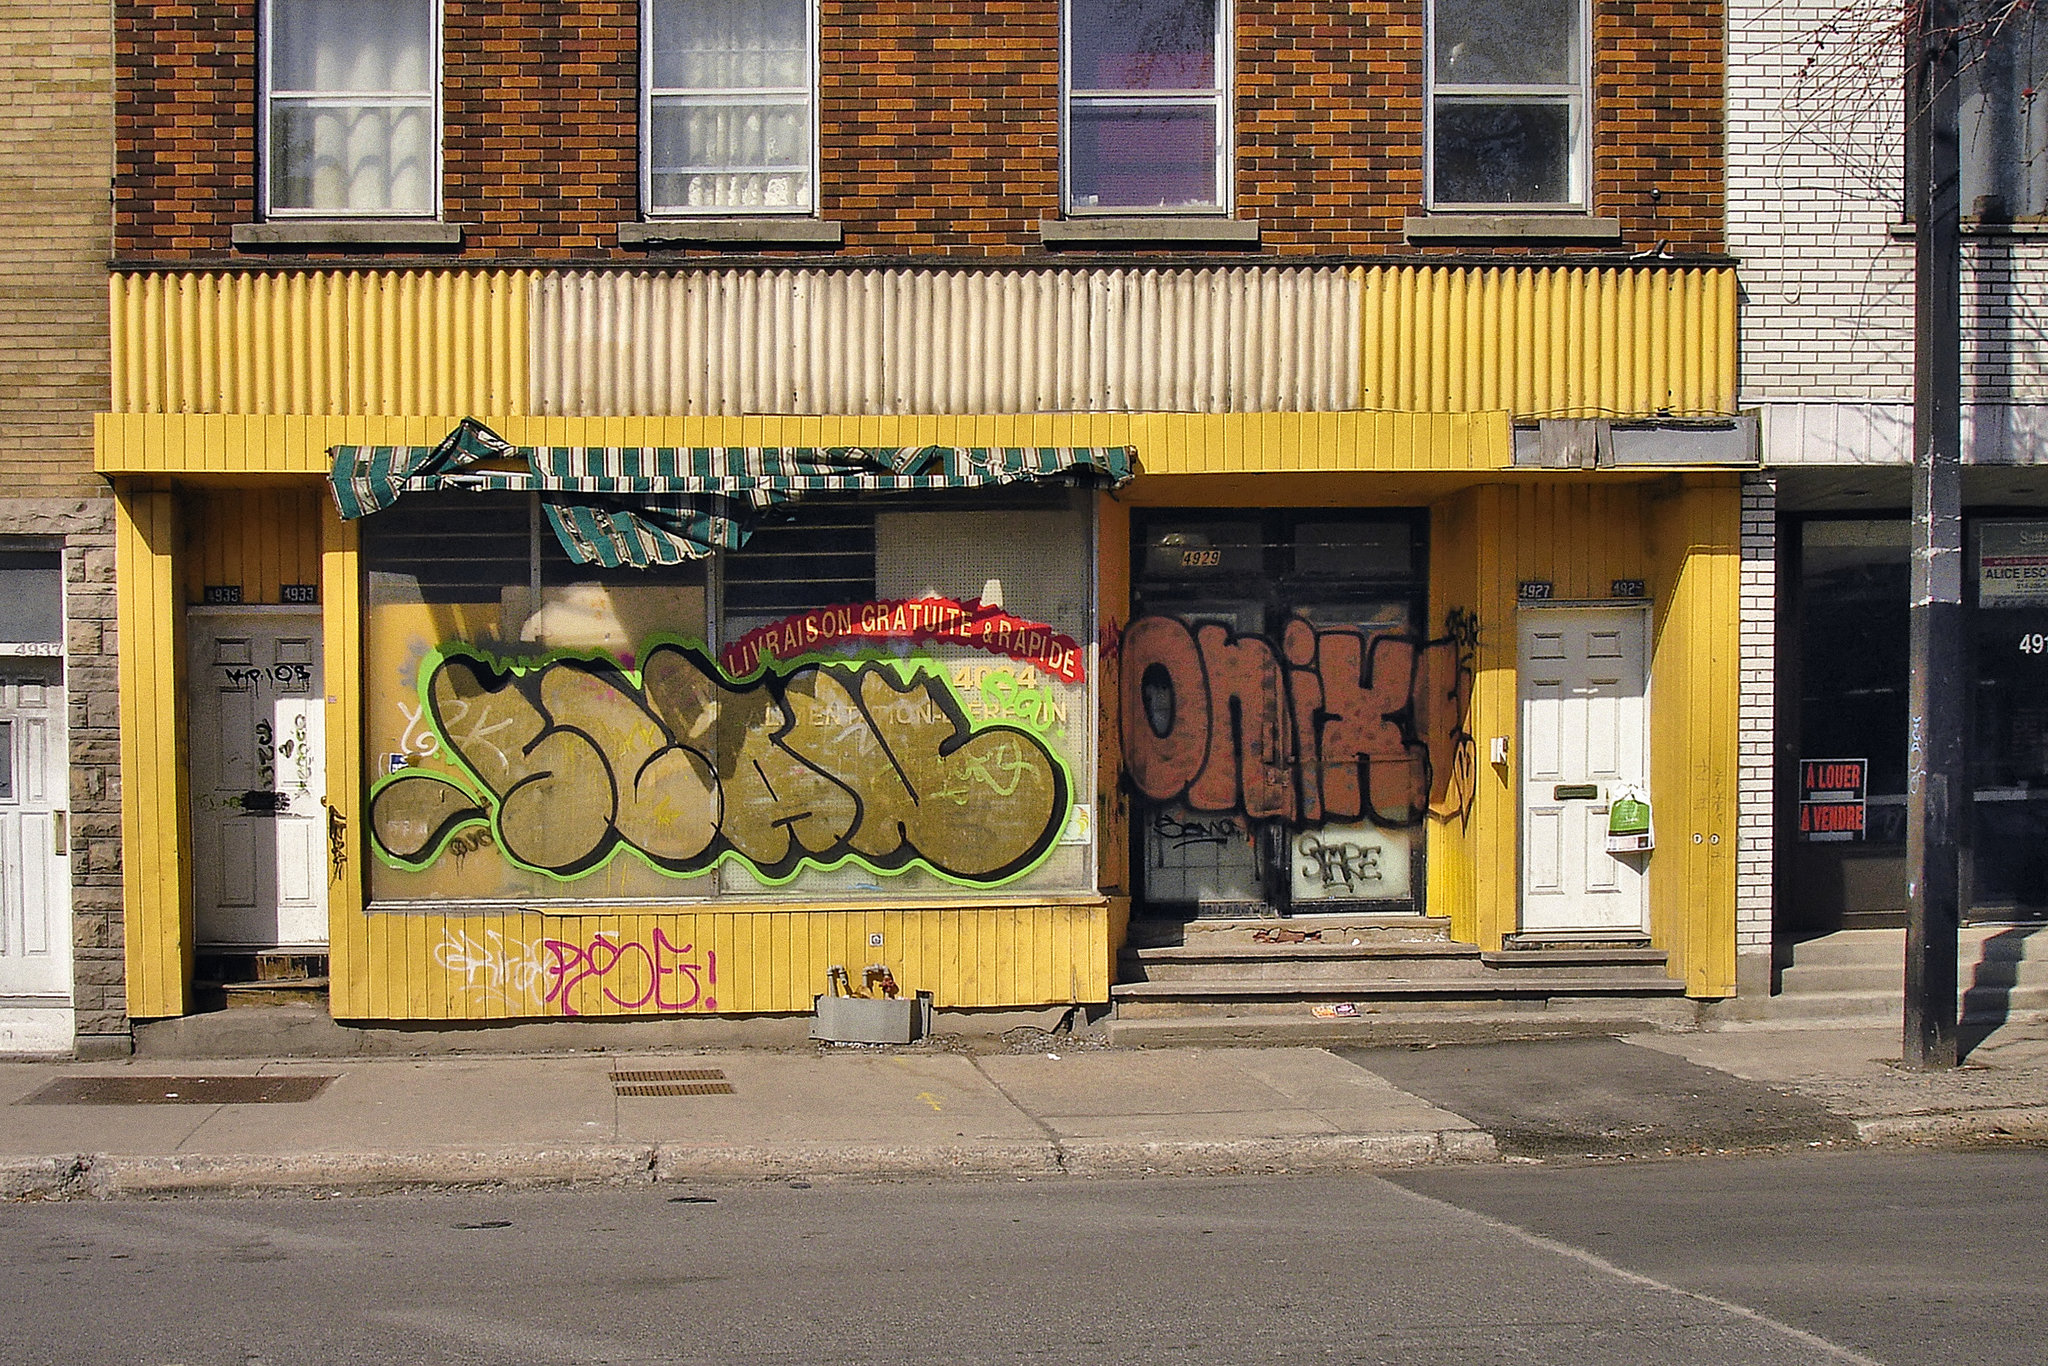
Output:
1905,0,1964,1069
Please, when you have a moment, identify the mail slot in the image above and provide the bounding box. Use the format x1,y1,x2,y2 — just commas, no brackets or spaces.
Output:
1553,784,1599,800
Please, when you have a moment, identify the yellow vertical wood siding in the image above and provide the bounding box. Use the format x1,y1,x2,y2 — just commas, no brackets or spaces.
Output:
1360,265,1738,419
95,410,1516,477
180,485,324,604
321,506,371,1020
110,270,530,416
1646,478,1741,997
1421,477,1737,995
336,904,1111,1021
115,483,192,1018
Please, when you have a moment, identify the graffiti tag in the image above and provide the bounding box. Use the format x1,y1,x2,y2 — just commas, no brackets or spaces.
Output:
1121,609,1477,830
432,927,720,1016
369,644,1069,887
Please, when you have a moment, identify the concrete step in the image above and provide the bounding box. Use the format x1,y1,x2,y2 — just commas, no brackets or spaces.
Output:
1119,942,1486,984
1106,1009,1695,1048
1123,915,1452,950
217,976,330,1009
1111,972,1688,1008
1779,962,1905,995
1481,948,1670,971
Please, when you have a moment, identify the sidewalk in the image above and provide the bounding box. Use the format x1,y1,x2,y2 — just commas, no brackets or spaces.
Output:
1,1016,2044,1201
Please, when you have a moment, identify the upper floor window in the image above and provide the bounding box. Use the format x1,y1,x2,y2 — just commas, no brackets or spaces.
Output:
262,0,440,217
1958,4,2048,221
1062,0,1230,214
1427,0,1587,210
644,0,817,215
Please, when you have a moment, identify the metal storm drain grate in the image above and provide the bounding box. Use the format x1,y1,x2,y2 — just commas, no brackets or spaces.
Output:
20,1075,335,1106
610,1068,734,1097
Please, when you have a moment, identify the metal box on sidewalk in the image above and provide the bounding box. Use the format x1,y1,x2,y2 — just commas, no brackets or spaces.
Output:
810,990,934,1044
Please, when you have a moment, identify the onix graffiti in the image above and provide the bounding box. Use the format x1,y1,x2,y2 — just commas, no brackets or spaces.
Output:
432,927,719,1015
1121,610,1477,829
370,644,1069,886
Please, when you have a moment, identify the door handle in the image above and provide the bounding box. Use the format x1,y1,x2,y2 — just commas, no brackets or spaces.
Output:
53,810,67,858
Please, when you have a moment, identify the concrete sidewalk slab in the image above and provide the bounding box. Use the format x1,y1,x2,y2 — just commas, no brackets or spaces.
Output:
617,1053,1041,1145
979,1047,1479,1143
1625,1026,2048,1144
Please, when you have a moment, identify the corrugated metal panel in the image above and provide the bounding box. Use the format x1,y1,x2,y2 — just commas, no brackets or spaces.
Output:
110,271,531,416
1360,265,1740,420
531,267,1362,416
95,411,1515,477
336,904,1112,1019
1758,401,1913,465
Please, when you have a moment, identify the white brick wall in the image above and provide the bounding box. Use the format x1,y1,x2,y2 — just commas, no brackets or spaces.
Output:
1738,475,1776,957
1730,0,2048,409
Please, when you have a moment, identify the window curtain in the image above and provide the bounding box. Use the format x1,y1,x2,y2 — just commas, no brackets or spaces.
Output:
648,0,812,211
268,0,435,214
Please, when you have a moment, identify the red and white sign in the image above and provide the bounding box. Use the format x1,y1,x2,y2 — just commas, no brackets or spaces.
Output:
719,596,1086,683
1798,757,1867,842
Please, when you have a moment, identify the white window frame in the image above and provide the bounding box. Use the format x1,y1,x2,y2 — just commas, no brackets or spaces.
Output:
259,0,443,220
641,0,821,219
1424,0,1589,212
1060,0,1233,216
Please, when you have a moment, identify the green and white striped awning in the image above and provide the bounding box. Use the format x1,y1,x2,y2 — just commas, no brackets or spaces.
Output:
329,419,1137,568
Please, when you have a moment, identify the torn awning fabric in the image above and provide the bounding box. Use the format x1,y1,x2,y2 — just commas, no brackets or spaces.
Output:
327,418,1137,568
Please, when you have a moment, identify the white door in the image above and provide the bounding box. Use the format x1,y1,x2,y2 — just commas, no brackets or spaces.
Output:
1519,607,1650,933
0,658,72,997
189,611,328,948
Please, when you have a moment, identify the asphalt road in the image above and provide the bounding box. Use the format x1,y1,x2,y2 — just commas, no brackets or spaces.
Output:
0,1148,2040,1365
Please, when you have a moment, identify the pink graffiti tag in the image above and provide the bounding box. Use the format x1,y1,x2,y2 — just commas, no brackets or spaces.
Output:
541,928,719,1016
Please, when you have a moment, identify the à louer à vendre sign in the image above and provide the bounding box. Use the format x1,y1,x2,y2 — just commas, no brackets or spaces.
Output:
717,596,1087,684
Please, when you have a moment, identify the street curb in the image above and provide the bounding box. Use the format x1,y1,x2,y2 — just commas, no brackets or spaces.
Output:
1,1129,1499,1199
1854,1105,2048,1146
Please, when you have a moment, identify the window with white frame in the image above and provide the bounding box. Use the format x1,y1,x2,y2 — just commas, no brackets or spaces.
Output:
263,0,439,217
1427,0,1587,209
644,0,816,215
1062,0,1230,213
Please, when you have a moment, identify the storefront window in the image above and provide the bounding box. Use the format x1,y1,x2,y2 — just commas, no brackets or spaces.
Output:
1797,520,1910,843
1970,520,2048,912
361,490,1097,908
1127,511,1436,916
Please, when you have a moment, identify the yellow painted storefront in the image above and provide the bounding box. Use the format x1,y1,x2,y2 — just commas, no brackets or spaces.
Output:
101,263,1744,1023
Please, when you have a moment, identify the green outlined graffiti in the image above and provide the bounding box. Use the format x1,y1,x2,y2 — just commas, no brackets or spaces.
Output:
368,641,1072,887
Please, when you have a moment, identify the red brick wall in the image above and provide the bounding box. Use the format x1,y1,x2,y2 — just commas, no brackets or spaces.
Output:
114,0,1723,261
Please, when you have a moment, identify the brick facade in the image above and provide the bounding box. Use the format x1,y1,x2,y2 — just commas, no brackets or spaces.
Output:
114,0,1725,262
3,2,112,496
1,2,124,1050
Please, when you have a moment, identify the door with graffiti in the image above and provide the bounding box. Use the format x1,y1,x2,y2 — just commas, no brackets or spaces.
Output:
1127,512,1439,917
188,610,329,948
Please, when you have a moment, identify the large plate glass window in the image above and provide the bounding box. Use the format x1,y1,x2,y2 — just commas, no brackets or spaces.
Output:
1427,0,1586,209
1063,0,1230,213
644,0,817,214
263,0,439,216
359,491,1097,909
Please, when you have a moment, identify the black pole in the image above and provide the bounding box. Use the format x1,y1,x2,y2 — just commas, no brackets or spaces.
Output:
1906,0,1964,1069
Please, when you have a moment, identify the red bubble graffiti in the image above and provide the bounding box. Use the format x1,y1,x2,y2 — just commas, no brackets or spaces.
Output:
1122,610,1477,829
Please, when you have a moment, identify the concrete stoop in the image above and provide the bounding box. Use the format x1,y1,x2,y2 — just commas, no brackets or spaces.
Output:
1714,925,2048,1029
1107,914,1692,1045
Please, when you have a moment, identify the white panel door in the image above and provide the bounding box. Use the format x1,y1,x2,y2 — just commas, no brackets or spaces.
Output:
1519,607,1649,933
189,612,328,948
0,660,71,997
